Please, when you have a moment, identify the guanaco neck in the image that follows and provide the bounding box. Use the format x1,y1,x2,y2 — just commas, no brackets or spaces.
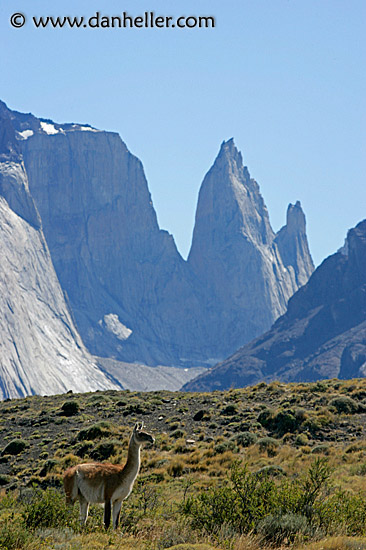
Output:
122,435,141,482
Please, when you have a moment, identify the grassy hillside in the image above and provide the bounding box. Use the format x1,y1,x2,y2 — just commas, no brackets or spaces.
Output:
1,379,366,549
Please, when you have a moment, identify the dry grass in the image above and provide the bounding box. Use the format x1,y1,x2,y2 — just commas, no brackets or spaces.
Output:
295,536,366,550
1,379,366,548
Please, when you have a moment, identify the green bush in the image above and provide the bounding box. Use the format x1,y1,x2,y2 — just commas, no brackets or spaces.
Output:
234,431,258,447
2,439,27,456
258,408,299,435
171,429,186,439
39,459,59,477
258,512,311,544
76,421,113,441
329,396,359,414
215,440,237,454
311,444,330,455
0,519,32,550
0,474,12,486
22,488,70,530
257,436,279,456
183,462,277,534
295,433,309,446
89,440,119,461
220,404,238,416
183,458,349,542
60,401,80,416
256,465,285,477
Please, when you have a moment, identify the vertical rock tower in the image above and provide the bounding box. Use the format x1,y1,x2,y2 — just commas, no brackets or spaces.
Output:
188,139,314,358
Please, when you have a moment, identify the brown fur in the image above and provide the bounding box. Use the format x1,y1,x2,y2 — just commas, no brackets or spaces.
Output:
63,466,78,504
62,423,154,529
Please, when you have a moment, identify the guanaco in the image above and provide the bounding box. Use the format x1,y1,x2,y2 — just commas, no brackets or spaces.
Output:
63,422,154,529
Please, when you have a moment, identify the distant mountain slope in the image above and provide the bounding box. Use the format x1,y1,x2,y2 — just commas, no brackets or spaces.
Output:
1,100,314,371
183,220,366,391
0,103,121,399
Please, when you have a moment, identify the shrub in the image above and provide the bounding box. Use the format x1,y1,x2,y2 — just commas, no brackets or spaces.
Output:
234,431,258,447
76,421,113,441
295,433,309,446
2,439,27,456
258,512,311,544
171,429,186,439
257,437,279,456
329,396,359,414
183,459,335,539
123,402,151,416
39,459,59,477
75,442,94,458
193,410,205,421
183,462,277,534
168,459,185,477
215,440,237,454
256,465,285,477
0,474,12,486
221,404,238,416
60,401,79,416
22,488,70,530
258,408,298,435
0,519,32,550
89,440,119,461
311,444,330,455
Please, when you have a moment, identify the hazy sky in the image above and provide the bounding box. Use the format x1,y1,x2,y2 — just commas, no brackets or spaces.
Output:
1,0,365,266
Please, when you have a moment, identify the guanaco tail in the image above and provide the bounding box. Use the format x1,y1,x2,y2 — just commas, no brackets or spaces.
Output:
63,421,154,529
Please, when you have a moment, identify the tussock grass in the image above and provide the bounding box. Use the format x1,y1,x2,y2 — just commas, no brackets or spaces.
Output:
1,379,366,548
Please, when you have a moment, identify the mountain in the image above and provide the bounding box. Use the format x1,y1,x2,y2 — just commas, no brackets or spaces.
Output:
0,103,121,399
187,139,314,358
183,220,366,391
1,100,314,371
8,104,204,367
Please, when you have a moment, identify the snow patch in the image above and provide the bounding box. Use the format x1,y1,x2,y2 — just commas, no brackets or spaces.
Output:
80,126,99,132
100,314,132,341
18,129,34,140
40,121,59,135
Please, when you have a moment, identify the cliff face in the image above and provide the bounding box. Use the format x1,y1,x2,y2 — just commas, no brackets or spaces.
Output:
16,116,203,366
0,105,120,399
183,220,366,391
187,139,314,358
1,101,314,371
274,201,314,287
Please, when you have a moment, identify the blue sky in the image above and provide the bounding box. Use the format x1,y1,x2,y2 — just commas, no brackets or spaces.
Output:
1,0,365,266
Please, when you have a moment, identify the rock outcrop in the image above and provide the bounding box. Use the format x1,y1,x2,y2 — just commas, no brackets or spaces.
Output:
183,220,366,391
13,110,203,366
0,103,121,399
187,139,314,358
1,101,314,373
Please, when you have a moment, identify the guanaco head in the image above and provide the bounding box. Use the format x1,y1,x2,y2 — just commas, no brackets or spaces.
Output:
132,421,154,445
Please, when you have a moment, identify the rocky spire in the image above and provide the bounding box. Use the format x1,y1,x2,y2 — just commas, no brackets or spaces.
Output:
187,141,314,358
274,201,314,286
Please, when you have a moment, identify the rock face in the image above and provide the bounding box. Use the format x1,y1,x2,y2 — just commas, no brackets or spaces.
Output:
0,103,121,399
187,139,314,358
183,220,366,391
14,112,203,366
1,101,314,372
